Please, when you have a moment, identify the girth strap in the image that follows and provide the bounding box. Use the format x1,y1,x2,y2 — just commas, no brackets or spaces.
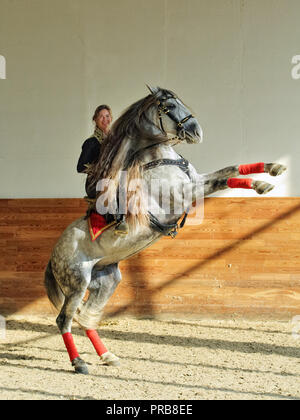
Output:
148,210,189,238
148,212,178,237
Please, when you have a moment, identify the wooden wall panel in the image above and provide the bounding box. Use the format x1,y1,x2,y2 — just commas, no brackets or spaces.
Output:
0,198,300,319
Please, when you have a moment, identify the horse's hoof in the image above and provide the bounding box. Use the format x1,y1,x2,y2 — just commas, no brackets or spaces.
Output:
101,351,120,366
268,163,287,177
252,180,274,195
72,357,89,374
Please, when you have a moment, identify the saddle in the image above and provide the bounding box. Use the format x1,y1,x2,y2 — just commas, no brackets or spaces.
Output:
88,211,117,241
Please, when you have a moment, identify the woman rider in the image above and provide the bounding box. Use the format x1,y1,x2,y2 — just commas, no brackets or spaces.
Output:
77,105,128,235
77,105,113,198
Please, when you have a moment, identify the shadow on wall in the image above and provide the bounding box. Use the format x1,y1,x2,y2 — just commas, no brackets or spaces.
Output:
0,198,300,318
108,200,300,319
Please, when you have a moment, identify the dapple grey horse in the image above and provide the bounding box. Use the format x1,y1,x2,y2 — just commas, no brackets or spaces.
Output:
45,86,286,374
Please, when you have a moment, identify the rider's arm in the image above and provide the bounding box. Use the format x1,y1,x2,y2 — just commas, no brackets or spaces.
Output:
77,138,100,173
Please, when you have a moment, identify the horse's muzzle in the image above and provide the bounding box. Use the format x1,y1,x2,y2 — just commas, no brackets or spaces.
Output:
185,124,203,144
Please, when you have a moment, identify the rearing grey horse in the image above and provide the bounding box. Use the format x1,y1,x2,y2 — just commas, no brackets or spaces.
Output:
45,86,286,374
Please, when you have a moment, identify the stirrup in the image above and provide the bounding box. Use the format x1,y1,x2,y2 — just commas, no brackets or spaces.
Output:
114,217,129,236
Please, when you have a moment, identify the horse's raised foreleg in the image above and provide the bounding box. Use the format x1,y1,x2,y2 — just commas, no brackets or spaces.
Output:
264,163,287,177
201,162,286,196
76,263,122,367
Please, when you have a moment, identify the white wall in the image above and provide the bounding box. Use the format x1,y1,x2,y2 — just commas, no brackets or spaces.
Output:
0,0,299,198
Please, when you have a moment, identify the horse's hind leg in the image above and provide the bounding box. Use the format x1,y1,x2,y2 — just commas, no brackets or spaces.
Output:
52,260,92,374
56,289,90,374
76,263,122,367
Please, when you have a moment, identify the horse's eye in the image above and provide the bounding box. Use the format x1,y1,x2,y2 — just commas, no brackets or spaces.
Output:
167,104,176,109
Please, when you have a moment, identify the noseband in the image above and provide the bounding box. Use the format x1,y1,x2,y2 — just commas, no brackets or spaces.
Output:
157,94,194,137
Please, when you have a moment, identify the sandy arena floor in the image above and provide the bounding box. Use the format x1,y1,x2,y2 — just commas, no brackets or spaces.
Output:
0,315,299,400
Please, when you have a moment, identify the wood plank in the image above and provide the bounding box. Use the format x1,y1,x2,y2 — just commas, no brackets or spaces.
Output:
0,197,299,319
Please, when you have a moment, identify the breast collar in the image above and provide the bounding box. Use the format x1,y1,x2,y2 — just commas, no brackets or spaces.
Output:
143,155,191,180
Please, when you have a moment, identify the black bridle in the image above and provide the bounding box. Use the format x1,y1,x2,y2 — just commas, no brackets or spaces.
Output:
156,94,194,137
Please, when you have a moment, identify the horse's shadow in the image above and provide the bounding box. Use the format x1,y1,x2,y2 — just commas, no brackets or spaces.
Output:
3,319,300,360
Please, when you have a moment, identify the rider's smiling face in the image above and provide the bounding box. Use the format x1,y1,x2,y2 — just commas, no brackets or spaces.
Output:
95,109,112,134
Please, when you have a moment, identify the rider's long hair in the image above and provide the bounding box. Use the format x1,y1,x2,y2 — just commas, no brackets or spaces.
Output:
87,92,168,230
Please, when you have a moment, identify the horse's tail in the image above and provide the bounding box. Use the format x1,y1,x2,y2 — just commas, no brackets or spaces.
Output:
44,260,64,311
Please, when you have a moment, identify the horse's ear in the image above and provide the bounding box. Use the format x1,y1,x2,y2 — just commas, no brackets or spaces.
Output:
146,85,160,96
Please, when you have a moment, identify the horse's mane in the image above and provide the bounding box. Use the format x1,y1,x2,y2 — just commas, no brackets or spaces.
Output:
87,91,170,230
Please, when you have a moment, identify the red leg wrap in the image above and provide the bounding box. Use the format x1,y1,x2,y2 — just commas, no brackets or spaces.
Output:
238,162,264,175
62,332,79,361
86,329,108,356
227,178,253,189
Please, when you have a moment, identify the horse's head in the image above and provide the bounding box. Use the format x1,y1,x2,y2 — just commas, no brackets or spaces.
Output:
147,85,203,144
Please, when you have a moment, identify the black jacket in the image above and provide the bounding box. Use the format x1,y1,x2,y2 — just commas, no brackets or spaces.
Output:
77,137,101,198
77,137,101,173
